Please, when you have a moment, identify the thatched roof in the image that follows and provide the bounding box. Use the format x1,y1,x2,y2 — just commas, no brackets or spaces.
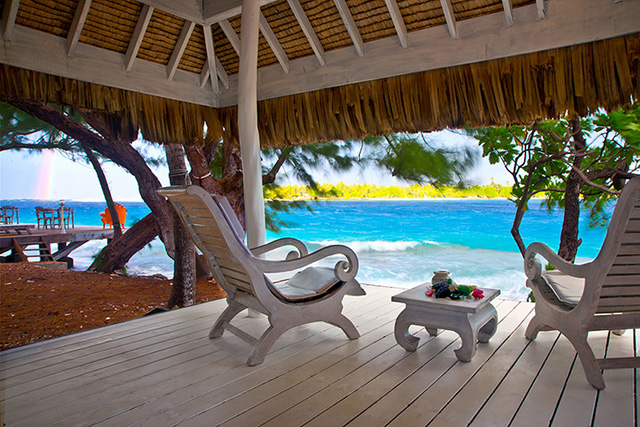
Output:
1,0,639,147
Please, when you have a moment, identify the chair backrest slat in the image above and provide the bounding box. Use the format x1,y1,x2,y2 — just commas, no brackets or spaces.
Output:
160,187,255,295
599,189,640,313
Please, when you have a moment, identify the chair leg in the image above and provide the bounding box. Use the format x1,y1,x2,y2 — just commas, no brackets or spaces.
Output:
209,300,246,338
328,313,360,340
525,315,545,340
247,325,286,366
566,333,606,390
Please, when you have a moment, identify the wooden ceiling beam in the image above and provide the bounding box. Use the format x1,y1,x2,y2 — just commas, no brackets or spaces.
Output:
67,0,92,56
203,0,279,24
1,0,20,41
536,0,546,19
137,0,203,24
167,21,195,80
502,0,514,27
334,0,364,56
287,0,326,65
259,12,290,73
202,24,219,93
439,0,458,39
384,0,408,48
125,5,154,72
219,20,241,55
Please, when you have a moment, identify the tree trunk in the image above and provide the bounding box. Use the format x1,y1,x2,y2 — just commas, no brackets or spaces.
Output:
6,100,177,271
165,144,196,308
558,117,586,262
89,213,159,272
79,143,123,238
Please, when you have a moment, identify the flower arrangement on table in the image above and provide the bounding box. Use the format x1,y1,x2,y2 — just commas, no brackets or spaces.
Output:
426,278,484,300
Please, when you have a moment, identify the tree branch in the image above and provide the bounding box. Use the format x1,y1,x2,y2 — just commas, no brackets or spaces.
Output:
263,147,292,185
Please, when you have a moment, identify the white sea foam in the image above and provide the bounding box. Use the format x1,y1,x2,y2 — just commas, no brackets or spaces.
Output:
309,239,423,253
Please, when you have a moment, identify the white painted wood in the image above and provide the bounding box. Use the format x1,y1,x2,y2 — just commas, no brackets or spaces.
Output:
287,0,326,65
238,0,267,251
202,24,219,93
525,177,640,390
536,0,546,19
502,0,514,27
66,0,92,56
1,0,20,41
0,25,217,106
259,12,290,73
125,4,154,72
167,21,195,80
220,0,640,106
219,19,241,55
439,0,458,39
199,58,230,89
203,0,280,25
384,0,408,48
333,0,364,56
137,0,203,24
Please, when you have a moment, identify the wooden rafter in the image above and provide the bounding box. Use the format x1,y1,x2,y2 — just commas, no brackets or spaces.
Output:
536,0,546,19
502,0,514,27
1,0,20,41
384,0,408,48
125,5,154,72
202,24,219,93
259,13,290,73
219,19,241,56
200,58,230,89
287,0,326,65
334,0,364,56
67,0,92,55
439,0,458,39
167,21,195,80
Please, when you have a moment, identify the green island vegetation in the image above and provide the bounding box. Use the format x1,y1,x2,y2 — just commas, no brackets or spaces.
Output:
264,182,513,200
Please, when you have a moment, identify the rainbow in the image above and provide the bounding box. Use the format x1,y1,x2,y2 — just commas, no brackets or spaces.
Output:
35,150,56,199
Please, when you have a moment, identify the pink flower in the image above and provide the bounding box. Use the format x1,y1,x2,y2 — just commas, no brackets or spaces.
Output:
472,288,484,300
425,289,435,297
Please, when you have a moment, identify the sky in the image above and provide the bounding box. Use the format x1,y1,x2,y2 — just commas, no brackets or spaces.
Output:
0,130,513,202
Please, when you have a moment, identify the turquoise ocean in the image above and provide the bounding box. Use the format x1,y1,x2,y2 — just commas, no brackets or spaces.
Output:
2,198,611,301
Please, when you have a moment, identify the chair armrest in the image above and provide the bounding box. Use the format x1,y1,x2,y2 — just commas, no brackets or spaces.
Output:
524,242,591,280
253,244,359,282
250,238,309,259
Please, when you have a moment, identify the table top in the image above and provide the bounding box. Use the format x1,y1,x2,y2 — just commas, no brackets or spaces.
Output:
392,283,500,313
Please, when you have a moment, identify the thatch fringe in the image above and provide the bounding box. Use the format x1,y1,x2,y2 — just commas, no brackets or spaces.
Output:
1,33,639,148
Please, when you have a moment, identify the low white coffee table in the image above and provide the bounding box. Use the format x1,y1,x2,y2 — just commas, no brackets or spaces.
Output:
392,284,500,362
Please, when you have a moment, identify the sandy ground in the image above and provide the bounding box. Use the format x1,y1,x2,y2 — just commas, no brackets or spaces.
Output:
0,262,226,350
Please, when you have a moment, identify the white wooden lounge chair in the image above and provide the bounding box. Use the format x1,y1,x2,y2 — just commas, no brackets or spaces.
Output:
158,185,365,365
524,177,640,389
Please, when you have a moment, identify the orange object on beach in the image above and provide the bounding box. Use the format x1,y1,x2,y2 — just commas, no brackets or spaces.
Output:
100,203,127,229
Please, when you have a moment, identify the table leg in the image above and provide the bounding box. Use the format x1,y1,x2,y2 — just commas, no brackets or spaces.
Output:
394,309,420,351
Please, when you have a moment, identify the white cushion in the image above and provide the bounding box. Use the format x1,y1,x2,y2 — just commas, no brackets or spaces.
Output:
542,270,585,306
274,266,366,301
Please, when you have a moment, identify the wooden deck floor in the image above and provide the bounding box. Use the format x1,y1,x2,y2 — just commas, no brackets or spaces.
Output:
1,285,638,426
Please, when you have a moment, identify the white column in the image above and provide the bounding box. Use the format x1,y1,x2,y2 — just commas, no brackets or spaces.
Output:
238,0,266,248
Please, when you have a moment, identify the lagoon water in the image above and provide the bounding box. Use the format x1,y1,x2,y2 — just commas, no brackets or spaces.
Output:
2,198,611,301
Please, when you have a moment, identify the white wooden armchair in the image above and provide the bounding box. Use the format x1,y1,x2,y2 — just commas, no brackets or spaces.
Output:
158,185,365,366
524,177,640,389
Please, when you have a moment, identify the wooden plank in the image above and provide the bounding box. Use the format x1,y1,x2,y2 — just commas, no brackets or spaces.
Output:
219,19,241,55
471,331,561,426
259,12,290,73
536,0,546,19
1,0,20,41
333,0,364,56
336,301,525,426
202,23,219,93
502,0,514,27
383,0,408,48
167,21,196,80
286,0,326,65
439,0,458,40
385,302,532,426
124,4,154,71
85,289,399,425
67,0,92,55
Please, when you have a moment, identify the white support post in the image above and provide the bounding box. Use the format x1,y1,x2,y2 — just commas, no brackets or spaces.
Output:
238,0,266,249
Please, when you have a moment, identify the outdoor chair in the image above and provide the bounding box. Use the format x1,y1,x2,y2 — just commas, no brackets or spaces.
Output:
524,177,640,389
158,185,365,365
100,204,126,228
1,206,18,224
35,207,55,229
